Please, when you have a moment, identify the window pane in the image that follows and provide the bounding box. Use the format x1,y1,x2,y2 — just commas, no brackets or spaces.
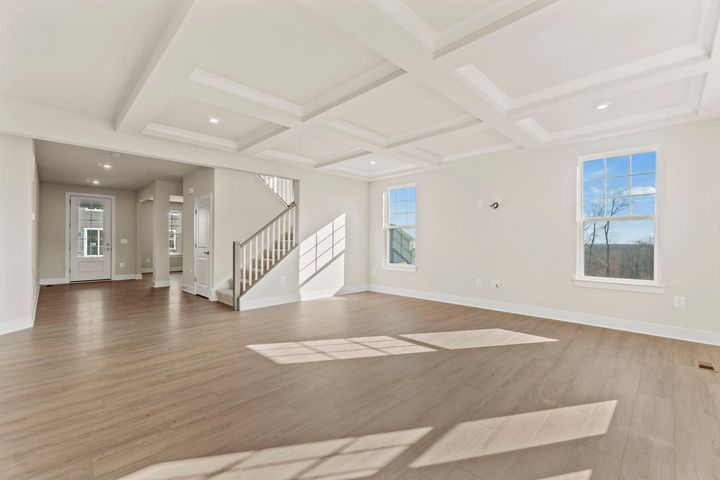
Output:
389,227,415,265
606,196,629,216
583,177,604,197
632,151,656,174
606,156,630,177
583,220,654,280
631,195,655,215
583,159,604,180
630,173,656,196
584,197,604,217
606,176,629,196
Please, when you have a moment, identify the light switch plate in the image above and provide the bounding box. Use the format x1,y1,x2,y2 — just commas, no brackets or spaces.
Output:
120,238,128,244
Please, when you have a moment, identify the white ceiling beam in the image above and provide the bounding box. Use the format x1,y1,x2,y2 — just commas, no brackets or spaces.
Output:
296,0,544,150
116,0,242,134
697,0,720,117
240,71,415,155
142,123,238,152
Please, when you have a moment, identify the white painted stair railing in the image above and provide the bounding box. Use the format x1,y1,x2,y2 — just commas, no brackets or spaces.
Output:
257,174,294,206
229,202,298,310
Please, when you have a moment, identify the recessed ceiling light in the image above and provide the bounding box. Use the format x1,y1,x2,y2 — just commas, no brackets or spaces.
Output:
370,160,376,165
91,179,100,185
102,164,112,169
595,102,612,111
208,116,221,124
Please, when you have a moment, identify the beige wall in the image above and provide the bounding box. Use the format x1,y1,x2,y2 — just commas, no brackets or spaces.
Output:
38,183,138,280
369,121,720,337
0,134,36,334
182,167,214,288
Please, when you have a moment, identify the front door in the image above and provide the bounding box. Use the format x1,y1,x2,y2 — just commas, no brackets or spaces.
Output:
70,195,112,281
194,194,212,297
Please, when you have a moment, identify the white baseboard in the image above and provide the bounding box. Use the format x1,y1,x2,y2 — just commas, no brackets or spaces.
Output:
32,284,40,323
39,277,67,285
0,316,33,336
240,293,301,311
112,274,139,281
300,284,369,301
182,283,196,295
141,267,153,273
170,267,183,272
153,280,171,288
368,284,720,346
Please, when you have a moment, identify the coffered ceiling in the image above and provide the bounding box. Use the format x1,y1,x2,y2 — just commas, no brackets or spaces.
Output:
2,0,719,180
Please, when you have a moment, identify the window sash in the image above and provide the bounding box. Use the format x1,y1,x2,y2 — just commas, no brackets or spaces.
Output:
384,185,416,266
577,148,659,284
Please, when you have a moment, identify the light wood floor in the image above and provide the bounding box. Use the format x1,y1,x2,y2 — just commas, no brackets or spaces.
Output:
1,274,719,480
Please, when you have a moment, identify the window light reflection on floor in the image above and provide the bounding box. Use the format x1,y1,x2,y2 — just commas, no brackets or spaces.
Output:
400,328,557,350
247,336,436,364
120,427,432,480
411,400,617,467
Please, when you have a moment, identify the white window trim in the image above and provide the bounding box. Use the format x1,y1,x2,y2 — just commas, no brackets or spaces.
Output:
82,227,104,257
383,183,417,272
575,145,664,293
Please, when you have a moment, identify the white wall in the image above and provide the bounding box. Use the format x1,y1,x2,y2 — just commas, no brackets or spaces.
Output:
369,121,720,341
0,134,37,334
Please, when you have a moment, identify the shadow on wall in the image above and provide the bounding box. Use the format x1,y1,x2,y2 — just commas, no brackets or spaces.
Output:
299,213,346,298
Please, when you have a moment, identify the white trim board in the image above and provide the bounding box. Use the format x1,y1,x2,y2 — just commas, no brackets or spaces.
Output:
367,284,720,346
40,278,68,285
239,293,301,311
112,274,140,281
0,317,33,336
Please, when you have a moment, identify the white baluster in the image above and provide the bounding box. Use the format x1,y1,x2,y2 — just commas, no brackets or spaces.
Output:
242,244,246,292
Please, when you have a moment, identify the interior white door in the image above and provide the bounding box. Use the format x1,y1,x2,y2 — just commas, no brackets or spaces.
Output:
194,195,212,298
69,195,112,281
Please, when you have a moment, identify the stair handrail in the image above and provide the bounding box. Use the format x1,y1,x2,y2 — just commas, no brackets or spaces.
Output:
232,202,298,309
232,201,296,250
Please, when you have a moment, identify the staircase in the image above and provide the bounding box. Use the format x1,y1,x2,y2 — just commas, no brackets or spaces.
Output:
215,175,298,310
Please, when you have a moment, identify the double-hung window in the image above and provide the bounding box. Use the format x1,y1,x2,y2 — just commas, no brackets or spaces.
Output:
169,210,182,254
578,147,659,288
384,185,416,270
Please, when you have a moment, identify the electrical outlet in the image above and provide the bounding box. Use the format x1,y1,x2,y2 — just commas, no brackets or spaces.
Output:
119,262,125,268
476,278,483,287
674,296,686,308
146,258,150,264
491,280,501,289
476,199,483,208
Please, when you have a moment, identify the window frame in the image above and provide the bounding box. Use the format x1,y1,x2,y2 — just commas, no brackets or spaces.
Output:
575,145,664,294
383,183,417,272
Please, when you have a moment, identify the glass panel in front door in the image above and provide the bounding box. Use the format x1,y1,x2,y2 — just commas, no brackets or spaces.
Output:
77,200,106,258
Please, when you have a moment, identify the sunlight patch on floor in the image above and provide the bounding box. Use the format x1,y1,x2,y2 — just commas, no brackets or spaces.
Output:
400,328,556,350
120,427,432,480
411,400,616,467
538,471,593,480
247,336,436,364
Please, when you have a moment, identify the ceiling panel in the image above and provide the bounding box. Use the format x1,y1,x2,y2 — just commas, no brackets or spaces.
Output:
199,0,385,105
271,127,365,160
528,77,698,133
0,0,178,120
403,0,503,32
327,152,419,178
411,125,512,157
155,96,271,140
467,0,707,97
341,84,468,138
